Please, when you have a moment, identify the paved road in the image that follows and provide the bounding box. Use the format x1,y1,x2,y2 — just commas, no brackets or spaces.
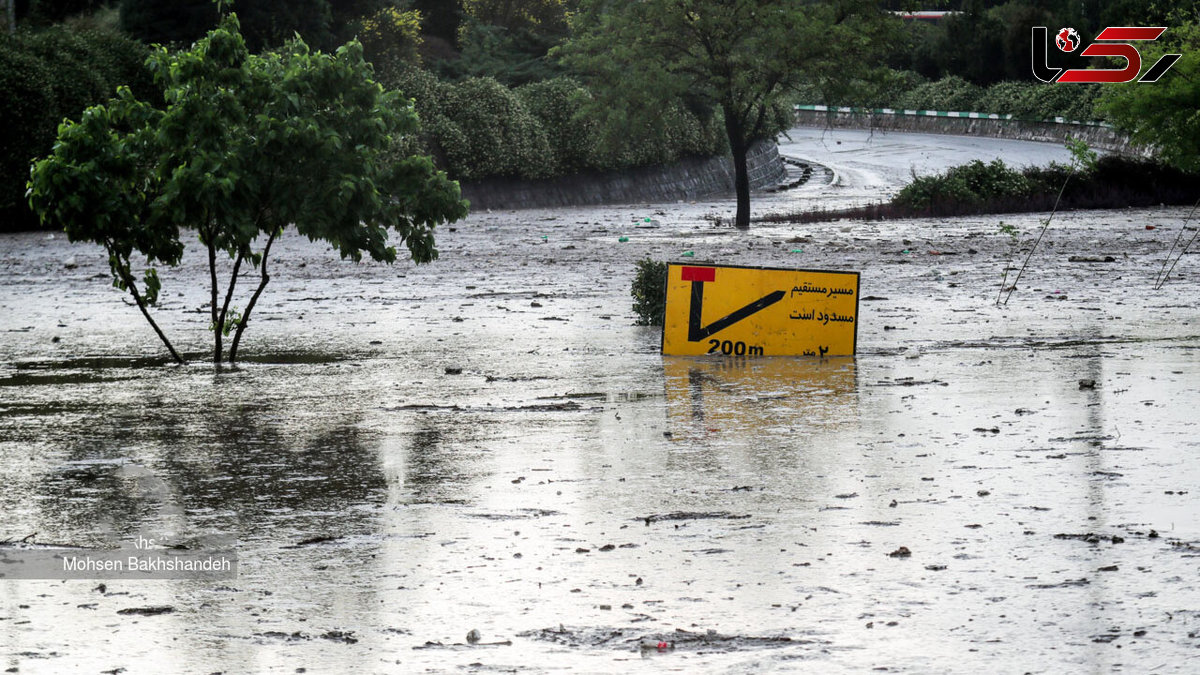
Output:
762,126,1077,212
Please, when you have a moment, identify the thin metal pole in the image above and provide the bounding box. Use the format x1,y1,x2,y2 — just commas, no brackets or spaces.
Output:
999,169,1073,306
1155,196,1200,291
1154,195,1200,290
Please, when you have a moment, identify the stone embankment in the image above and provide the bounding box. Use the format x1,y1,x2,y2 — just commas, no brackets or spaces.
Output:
460,139,787,210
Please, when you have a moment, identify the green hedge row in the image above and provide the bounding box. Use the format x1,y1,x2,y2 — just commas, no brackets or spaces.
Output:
892,155,1198,215
810,72,1104,122
4,37,727,230
382,68,727,183
897,76,1103,122
0,26,154,231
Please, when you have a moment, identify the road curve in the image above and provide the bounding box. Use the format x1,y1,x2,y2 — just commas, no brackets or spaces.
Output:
764,126,1078,213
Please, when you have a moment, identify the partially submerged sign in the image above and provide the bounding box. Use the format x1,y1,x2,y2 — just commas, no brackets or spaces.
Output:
661,263,859,357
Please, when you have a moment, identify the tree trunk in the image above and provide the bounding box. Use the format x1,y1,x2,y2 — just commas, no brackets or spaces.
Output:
110,251,185,365
207,237,222,364
731,142,751,230
228,230,279,364
217,248,245,356
723,107,751,230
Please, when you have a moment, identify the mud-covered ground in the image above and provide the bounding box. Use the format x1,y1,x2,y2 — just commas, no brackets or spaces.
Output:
2,128,1199,673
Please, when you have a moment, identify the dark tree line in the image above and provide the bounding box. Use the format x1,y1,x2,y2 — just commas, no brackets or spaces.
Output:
889,0,1200,86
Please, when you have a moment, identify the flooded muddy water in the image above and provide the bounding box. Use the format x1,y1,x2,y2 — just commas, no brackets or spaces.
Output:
2,128,1199,673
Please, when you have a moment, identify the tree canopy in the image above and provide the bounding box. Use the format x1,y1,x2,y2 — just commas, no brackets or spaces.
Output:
117,0,397,52
561,0,898,229
28,12,468,364
1100,21,1200,173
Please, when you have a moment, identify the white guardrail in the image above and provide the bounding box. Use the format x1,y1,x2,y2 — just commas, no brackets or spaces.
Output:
794,104,1110,128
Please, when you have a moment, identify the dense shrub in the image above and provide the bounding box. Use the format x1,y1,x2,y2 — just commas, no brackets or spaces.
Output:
21,28,112,122
1027,84,1102,122
631,257,667,326
438,76,552,180
587,101,726,172
0,27,152,231
515,78,596,175
798,70,929,109
383,65,728,185
894,159,1031,211
0,42,57,230
866,70,927,109
895,76,982,112
805,68,1103,121
74,27,158,101
869,76,1104,120
976,81,1102,121
973,80,1036,116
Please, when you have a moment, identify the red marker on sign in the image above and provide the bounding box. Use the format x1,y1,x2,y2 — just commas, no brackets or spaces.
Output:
680,266,715,283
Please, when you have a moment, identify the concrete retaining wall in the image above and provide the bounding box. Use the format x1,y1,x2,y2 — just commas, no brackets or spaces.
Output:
460,139,786,210
793,107,1147,156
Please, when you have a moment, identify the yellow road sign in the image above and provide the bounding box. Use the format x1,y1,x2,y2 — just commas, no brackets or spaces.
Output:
661,263,859,357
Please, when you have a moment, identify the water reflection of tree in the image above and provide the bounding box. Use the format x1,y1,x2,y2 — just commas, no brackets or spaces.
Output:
399,414,483,504
32,396,387,545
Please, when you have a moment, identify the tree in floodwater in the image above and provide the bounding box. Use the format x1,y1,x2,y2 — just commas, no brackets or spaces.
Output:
560,0,899,229
28,12,468,365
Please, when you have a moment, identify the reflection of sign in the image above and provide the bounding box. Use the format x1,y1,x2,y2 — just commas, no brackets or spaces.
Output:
661,263,859,357
662,357,858,444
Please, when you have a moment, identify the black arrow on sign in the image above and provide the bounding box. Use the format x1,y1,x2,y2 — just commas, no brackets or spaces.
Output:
687,281,785,342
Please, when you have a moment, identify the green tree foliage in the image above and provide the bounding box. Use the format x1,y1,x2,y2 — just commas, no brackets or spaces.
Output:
439,76,553,180
937,0,1005,85
885,0,1200,87
25,0,105,24
429,0,572,85
462,0,568,32
28,13,468,364
1099,21,1200,172
443,16,568,85
328,0,392,41
562,0,899,229
0,25,152,231
118,0,218,46
119,0,335,51
411,0,461,45
382,66,725,182
514,77,596,175
895,75,982,111
354,4,423,76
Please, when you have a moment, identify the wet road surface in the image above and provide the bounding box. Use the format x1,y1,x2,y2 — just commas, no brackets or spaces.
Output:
1,128,1198,673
